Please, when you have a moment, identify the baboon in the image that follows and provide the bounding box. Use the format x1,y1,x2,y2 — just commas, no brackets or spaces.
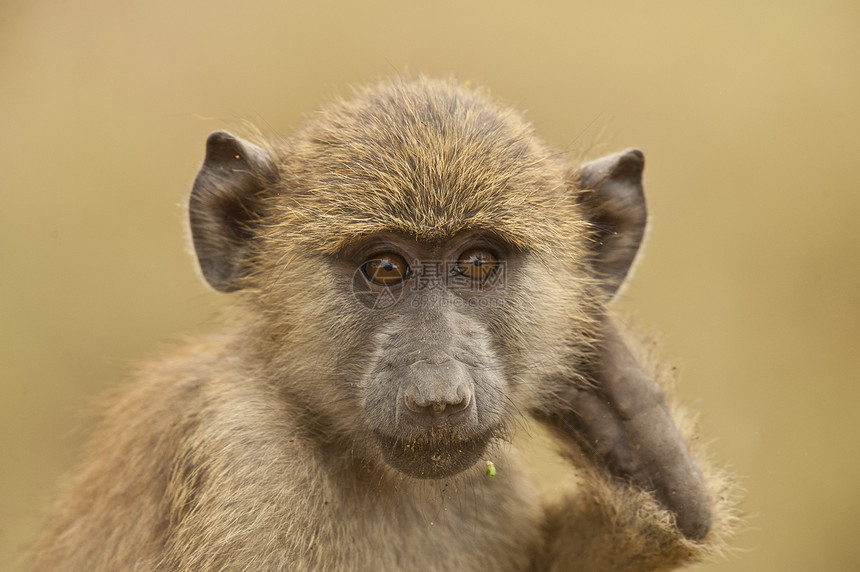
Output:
32,77,736,571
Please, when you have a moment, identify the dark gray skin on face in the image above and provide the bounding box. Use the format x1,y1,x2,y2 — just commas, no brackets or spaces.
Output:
190,131,710,540
355,236,512,479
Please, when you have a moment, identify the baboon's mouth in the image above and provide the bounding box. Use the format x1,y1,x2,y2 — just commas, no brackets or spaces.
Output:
373,429,491,479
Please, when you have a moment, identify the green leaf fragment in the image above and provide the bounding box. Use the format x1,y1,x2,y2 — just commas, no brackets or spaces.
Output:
485,460,497,477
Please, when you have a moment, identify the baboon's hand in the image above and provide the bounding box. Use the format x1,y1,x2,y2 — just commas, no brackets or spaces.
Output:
535,316,711,540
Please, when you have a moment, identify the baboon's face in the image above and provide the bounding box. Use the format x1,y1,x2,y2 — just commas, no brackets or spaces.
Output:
338,231,517,479
187,81,644,481
187,125,591,482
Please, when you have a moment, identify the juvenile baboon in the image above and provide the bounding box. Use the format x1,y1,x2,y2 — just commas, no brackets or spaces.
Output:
32,77,736,571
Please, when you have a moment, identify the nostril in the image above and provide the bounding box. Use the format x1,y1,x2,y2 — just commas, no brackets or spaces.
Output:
447,392,470,413
403,386,472,419
451,386,472,411
403,395,450,417
403,393,423,414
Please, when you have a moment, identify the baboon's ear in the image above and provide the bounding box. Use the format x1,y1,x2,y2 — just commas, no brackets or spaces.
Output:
189,131,275,292
576,149,647,297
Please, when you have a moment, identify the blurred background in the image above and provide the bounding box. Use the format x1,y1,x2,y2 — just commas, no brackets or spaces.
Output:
2,1,858,570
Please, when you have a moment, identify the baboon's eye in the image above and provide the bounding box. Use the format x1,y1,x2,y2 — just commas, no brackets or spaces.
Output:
362,253,411,285
454,248,498,281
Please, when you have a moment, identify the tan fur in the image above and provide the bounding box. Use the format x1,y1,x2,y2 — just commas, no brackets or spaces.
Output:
31,77,737,571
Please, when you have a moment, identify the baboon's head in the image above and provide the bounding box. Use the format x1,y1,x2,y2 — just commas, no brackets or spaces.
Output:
188,78,646,480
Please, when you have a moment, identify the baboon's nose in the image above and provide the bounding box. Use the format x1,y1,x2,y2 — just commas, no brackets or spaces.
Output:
403,384,472,424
